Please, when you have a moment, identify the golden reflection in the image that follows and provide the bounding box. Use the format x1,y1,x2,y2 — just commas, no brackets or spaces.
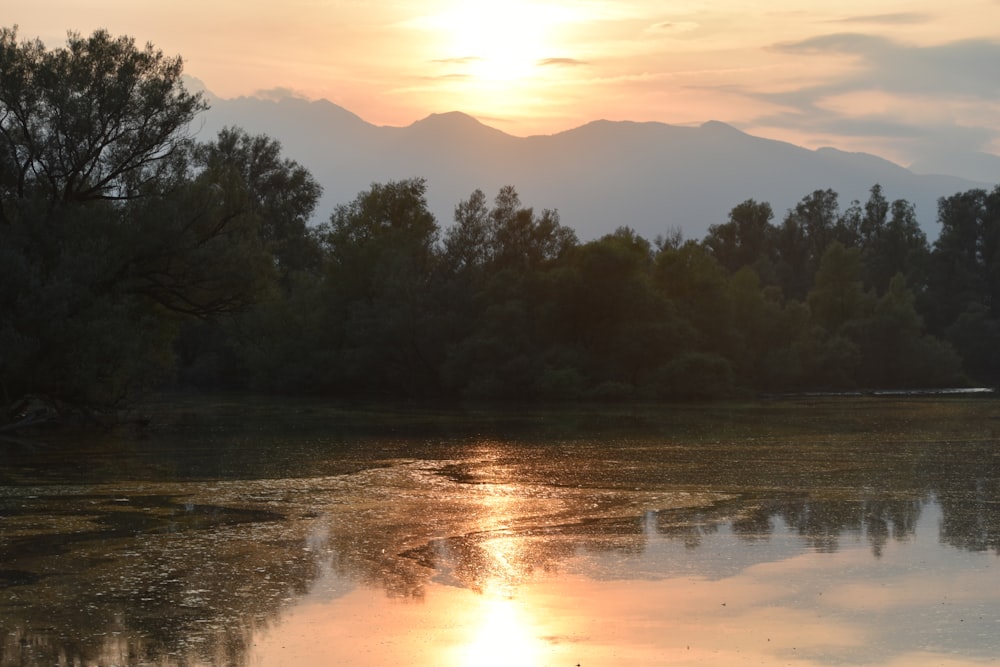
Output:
451,460,548,667
455,594,547,667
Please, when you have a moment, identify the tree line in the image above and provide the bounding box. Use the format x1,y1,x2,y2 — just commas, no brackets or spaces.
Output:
2,27,999,415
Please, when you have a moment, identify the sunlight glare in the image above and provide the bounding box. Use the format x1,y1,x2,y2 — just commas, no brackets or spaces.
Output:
430,1,578,82
456,594,547,667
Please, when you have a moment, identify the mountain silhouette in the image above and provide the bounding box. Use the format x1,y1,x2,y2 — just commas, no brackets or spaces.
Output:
194,92,991,241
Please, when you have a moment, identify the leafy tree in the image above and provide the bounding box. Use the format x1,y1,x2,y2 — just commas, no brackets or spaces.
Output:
653,241,734,357
840,185,929,293
319,179,442,396
0,202,180,405
443,188,492,276
726,267,784,387
173,128,325,390
703,199,774,275
548,227,686,393
807,242,873,335
946,304,1000,382
193,127,323,283
773,189,841,300
438,187,579,399
923,186,1000,381
850,274,964,387
866,198,929,293
444,186,577,274
0,28,272,409
0,27,205,211
925,189,985,329
440,297,541,399
490,185,577,270
751,297,814,391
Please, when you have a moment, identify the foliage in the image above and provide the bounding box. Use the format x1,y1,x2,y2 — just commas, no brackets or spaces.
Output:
0,27,205,210
0,28,271,409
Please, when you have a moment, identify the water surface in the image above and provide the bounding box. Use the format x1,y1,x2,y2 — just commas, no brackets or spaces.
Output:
1,397,998,666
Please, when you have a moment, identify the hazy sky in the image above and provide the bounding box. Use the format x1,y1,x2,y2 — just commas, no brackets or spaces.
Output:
10,1,1000,167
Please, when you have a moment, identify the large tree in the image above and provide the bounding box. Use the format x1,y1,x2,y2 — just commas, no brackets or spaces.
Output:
319,179,442,396
924,186,1000,381
0,27,205,211
703,199,774,275
0,28,274,410
772,189,841,300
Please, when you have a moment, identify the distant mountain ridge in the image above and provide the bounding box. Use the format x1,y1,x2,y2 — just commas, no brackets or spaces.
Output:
194,92,995,241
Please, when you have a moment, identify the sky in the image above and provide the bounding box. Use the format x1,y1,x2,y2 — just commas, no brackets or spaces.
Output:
9,0,1000,170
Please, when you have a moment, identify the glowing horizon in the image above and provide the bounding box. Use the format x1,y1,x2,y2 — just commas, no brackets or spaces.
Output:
8,0,1000,167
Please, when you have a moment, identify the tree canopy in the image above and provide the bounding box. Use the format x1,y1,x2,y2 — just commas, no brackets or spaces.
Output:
0,28,304,411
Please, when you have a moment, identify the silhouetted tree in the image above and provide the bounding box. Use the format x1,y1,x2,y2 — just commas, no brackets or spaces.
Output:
773,189,840,300
319,178,442,396
703,199,774,275
924,186,1000,381
0,28,273,407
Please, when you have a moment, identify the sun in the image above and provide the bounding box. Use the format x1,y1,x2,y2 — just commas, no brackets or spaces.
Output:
403,1,594,124
426,1,577,82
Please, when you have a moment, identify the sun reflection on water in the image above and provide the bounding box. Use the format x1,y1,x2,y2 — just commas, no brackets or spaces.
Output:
455,593,547,667
451,464,550,667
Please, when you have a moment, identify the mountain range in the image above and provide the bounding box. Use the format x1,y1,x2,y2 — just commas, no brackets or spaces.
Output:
192,89,1000,242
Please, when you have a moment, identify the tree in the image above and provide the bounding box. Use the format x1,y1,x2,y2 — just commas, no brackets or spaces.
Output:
923,186,1000,381
172,128,325,391
807,242,872,335
443,188,492,276
319,179,442,396
703,199,774,275
437,187,580,399
0,28,274,409
926,187,1000,325
444,186,577,274
490,185,577,269
549,228,685,393
193,127,323,283
653,241,734,357
773,189,841,300
726,267,784,387
851,274,964,387
0,27,205,213
839,185,929,294
0,202,183,405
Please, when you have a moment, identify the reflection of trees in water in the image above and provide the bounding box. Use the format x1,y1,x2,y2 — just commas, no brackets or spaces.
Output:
651,494,923,557
653,506,723,548
0,494,319,667
736,496,923,557
937,476,1000,554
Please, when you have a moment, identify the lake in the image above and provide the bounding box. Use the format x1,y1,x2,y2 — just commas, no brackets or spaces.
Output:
1,396,998,666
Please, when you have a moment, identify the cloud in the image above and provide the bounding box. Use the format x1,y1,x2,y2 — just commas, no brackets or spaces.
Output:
769,34,1000,99
755,109,996,153
253,87,309,101
425,73,473,81
770,32,890,57
431,56,484,65
739,34,1000,164
829,13,930,25
537,57,589,67
645,21,700,36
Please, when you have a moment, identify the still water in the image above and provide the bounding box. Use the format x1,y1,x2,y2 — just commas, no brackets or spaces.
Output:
1,397,998,666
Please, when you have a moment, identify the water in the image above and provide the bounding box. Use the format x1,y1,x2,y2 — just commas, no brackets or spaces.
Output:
1,396,998,666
